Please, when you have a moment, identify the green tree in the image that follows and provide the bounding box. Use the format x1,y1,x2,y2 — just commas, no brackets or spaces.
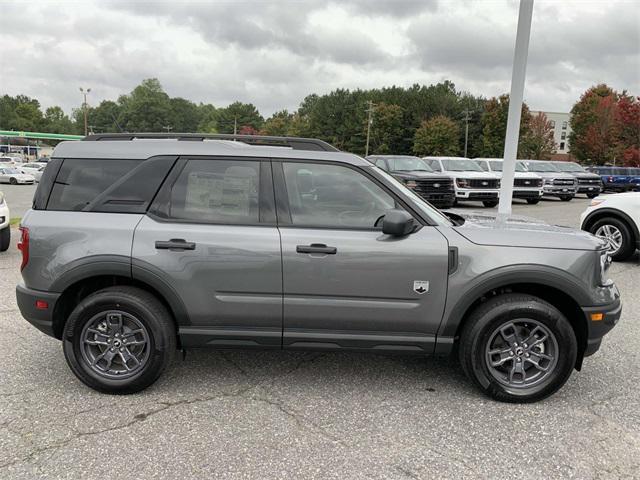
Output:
262,110,293,136
169,97,201,132
519,112,556,160
0,95,44,131
413,115,460,156
481,94,532,158
216,101,264,133
43,106,74,133
369,103,404,154
197,104,218,133
118,78,172,132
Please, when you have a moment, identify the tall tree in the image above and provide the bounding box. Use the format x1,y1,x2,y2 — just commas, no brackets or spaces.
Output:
169,97,201,132
118,78,172,132
261,110,293,136
412,115,460,156
369,103,404,154
43,106,74,134
615,94,640,166
481,94,532,158
568,84,618,164
520,112,556,159
216,101,264,133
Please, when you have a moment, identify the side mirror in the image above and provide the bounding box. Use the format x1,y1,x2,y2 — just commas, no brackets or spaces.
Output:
382,209,415,236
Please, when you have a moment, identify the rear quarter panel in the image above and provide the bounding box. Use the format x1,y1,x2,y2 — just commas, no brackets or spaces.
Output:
20,210,143,291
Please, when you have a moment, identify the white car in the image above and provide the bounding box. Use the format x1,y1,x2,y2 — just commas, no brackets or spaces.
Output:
475,158,543,204
19,163,46,182
0,167,35,185
423,156,501,207
580,192,640,261
0,191,9,251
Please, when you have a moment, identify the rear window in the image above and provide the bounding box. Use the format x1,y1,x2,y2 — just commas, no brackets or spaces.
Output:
47,157,175,213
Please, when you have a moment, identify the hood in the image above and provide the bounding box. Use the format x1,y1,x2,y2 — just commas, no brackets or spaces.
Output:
445,171,500,179
391,171,450,180
530,171,575,180
564,172,601,180
446,210,607,251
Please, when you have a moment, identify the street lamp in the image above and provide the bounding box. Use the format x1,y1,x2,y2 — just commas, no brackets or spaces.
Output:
79,87,91,136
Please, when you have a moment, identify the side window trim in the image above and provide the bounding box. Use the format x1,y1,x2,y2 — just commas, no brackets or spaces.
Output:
148,156,276,226
271,158,425,230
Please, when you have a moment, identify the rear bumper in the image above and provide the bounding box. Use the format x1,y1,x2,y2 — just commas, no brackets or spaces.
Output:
581,294,622,357
16,283,60,338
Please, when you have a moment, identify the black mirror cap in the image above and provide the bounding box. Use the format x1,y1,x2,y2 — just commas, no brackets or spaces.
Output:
382,209,415,236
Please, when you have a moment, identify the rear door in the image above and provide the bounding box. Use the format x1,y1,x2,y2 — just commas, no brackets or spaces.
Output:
132,157,283,348
274,160,450,353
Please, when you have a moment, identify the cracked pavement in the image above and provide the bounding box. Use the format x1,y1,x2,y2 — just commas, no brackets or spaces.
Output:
0,197,639,479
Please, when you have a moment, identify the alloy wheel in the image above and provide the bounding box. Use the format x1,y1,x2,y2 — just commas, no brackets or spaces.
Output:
594,224,623,255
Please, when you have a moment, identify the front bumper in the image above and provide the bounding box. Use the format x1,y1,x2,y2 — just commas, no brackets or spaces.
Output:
581,293,622,357
513,189,543,199
16,283,60,338
455,190,499,200
543,185,576,195
577,185,602,194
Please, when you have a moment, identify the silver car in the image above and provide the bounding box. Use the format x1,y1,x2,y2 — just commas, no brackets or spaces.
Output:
16,133,621,402
0,167,35,185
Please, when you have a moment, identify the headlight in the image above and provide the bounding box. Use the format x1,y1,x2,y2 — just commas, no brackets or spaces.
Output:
536,179,543,187
599,251,613,286
497,179,501,188
456,178,469,188
544,178,555,185
590,198,605,206
404,180,418,189
0,192,4,205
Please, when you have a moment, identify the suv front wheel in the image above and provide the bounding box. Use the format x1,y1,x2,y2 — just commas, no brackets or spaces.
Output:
63,286,176,394
459,293,577,403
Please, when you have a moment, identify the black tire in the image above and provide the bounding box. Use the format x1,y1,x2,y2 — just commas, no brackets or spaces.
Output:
63,286,176,394
482,200,498,208
0,226,9,252
589,217,636,261
459,293,577,403
9,177,17,185
587,193,599,199
559,195,573,201
526,199,540,205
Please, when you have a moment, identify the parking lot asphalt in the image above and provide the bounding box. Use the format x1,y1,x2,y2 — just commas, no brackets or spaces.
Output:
0,193,638,479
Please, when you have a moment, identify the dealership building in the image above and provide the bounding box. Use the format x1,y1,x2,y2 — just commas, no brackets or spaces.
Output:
530,110,572,159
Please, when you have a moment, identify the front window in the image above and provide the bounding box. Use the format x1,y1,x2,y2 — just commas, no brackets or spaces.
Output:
282,162,396,228
2,168,21,174
554,162,585,172
385,156,433,172
488,161,525,172
524,162,559,172
441,159,484,172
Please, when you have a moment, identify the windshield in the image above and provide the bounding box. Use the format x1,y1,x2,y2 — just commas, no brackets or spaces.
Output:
554,162,585,172
442,159,484,172
524,162,559,172
386,156,434,173
370,166,452,226
488,161,525,172
1,168,20,174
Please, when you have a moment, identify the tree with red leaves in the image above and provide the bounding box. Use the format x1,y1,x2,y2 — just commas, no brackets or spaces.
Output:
616,94,640,167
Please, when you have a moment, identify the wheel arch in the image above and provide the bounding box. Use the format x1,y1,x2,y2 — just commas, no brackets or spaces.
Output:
441,269,592,369
51,268,189,342
582,208,639,243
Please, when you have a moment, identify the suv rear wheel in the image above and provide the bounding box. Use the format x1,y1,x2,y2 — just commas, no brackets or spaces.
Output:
482,200,498,208
459,293,577,403
63,286,176,394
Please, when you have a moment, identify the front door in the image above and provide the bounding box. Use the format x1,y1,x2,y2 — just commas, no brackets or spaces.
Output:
275,160,449,353
132,157,282,348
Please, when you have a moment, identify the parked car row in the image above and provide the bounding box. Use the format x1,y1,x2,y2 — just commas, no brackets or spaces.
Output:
366,155,605,208
0,159,47,184
587,166,640,192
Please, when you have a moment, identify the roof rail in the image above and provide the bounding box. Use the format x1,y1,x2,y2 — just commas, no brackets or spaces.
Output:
82,133,339,152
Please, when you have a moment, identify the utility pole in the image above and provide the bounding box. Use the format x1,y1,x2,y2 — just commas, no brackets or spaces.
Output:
462,109,473,157
365,100,376,157
497,0,534,217
79,87,91,136
233,115,237,135
163,125,173,133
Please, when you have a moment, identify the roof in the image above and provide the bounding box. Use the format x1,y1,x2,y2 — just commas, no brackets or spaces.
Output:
52,138,370,166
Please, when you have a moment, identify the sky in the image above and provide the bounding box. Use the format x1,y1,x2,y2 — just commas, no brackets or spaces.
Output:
0,0,638,117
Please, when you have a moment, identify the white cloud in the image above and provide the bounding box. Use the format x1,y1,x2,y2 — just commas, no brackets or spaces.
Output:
0,0,637,117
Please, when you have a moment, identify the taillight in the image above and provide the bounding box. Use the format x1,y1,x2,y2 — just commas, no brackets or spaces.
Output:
17,226,29,271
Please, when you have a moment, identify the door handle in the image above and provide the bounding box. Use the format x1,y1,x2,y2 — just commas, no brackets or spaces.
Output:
155,239,196,251
296,243,337,255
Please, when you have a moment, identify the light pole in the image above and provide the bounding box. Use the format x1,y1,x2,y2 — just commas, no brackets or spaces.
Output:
497,0,534,217
365,100,376,157
79,87,91,136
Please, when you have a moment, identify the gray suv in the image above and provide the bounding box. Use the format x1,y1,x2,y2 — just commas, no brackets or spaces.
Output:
16,134,621,402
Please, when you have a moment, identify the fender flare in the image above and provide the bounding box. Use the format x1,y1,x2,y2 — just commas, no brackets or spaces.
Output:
581,208,639,242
